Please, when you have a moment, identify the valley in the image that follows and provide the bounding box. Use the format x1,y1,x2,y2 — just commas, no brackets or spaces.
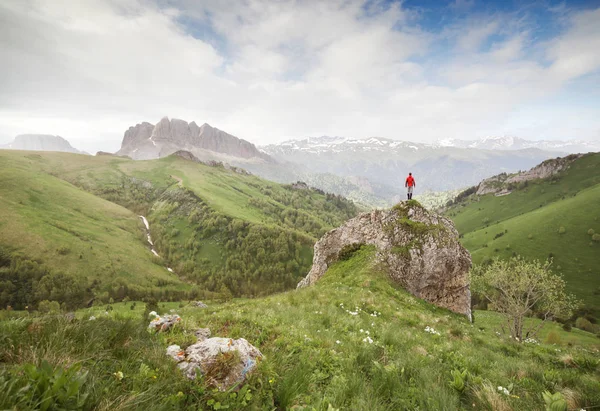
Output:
0,150,357,310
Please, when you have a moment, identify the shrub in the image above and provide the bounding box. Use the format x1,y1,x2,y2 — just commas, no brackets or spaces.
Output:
575,317,595,333
56,246,70,255
557,227,566,235
562,322,572,332
38,300,61,314
338,243,365,261
528,234,533,240
588,229,595,236
545,331,561,345
592,233,600,242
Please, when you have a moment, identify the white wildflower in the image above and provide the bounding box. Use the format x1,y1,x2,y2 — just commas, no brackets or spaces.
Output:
363,336,374,344
424,326,441,336
148,311,157,317
336,340,341,344
497,386,509,395
360,329,364,333
524,338,538,345
89,316,96,321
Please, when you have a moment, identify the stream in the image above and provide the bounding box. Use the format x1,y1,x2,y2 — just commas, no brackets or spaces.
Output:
139,216,175,274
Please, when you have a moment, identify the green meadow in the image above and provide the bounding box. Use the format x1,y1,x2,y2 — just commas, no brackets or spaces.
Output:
1,247,598,410
0,150,357,309
445,153,600,315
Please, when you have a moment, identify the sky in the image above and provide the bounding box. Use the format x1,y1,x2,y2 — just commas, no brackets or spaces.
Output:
1,0,599,153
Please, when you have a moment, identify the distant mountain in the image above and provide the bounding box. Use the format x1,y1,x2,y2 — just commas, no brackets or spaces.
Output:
260,136,561,196
1,134,85,154
436,136,600,153
116,117,272,163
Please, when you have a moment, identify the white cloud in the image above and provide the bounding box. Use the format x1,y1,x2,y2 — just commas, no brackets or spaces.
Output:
0,0,599,152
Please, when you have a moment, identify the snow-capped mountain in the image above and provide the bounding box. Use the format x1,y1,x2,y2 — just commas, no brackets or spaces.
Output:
435,136,600,153
260,136,564,201
266,136,427,155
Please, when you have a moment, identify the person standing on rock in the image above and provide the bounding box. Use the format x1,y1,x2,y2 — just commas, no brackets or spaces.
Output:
405,172,416,200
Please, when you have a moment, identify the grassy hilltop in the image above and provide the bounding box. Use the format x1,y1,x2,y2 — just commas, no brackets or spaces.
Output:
0,150,357,309
444,153,600,316
1,246,598,410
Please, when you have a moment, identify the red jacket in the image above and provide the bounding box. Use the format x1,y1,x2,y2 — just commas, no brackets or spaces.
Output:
405,175,415,187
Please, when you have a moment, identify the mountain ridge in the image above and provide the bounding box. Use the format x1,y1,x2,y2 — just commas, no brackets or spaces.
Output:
0,134,86,154
116,117,273,163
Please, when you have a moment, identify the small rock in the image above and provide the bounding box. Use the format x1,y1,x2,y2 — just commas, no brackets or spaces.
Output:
148,314,181,332
191,301,208,308
166,345,186,362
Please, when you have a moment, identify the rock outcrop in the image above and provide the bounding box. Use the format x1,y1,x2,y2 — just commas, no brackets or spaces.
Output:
476,154,583,195
1,134,85,154
297,201,472,318
115,117,273,163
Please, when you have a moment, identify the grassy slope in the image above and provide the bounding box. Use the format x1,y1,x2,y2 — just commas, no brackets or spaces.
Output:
445,153,600,312
0,152,184,292
2,247,598,410
0,150,357,304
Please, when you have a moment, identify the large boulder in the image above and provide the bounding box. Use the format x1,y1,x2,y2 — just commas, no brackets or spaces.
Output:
297,201,472,318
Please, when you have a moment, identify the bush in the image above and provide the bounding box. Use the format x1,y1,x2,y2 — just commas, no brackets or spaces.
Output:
56,246,70,255
558,226,566,235
528,234,533,240
592,233,600,242
588,229,595,236
575,317,595,333
562,322,572,332
38,300,61,314
337,243,365,261
545,331,562,345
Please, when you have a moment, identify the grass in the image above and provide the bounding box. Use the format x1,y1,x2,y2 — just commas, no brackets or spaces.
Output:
0,152,185,294
445,153,600,314
3,247,597,410
0,150,357,307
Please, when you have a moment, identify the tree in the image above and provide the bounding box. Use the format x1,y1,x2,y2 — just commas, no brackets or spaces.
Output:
471,257,578,341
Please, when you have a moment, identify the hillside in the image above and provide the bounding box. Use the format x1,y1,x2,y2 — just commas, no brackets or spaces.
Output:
1,246,598,410
0,150,357,309
444,152,600,315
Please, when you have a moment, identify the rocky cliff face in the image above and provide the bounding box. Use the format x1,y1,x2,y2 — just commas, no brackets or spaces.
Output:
1,134,84,154
116,117,272,163
476,154,583,195
298,201,472,318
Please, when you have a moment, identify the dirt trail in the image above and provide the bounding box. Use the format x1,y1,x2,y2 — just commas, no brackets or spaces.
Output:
171,175,183,187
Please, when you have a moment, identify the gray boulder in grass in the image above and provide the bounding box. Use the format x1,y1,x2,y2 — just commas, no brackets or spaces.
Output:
297,200,472,319
167,329,263,391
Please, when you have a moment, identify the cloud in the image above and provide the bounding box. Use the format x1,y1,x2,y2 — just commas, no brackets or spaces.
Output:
0,0,599,153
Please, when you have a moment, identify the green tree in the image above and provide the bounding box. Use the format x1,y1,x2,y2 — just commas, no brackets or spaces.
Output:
471,258,578,341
